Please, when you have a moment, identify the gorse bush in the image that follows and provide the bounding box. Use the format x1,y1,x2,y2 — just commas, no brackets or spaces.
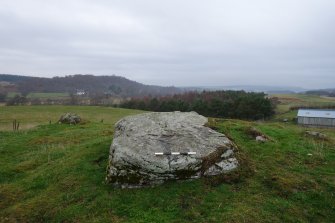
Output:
120,90,275,120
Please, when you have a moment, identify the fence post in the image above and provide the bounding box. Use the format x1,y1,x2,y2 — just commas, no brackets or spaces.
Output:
13,119,19,131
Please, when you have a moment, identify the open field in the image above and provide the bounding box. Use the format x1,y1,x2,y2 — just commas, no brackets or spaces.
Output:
0,106,143,131
271,93,335,114
7,92,70,99
1,106,334,222
27,92,70,99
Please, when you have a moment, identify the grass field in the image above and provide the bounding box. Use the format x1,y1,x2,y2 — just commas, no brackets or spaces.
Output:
1,106,335,222
0,106,143,131
27,92,70,99
7,92,69,99
271,93,335,114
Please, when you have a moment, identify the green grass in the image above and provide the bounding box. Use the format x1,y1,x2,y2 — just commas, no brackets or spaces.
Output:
27,92,69,99
7,92,69,99
0,105,143,131
1,106,335,222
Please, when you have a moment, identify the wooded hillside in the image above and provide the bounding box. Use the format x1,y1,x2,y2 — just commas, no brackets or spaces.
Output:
0,74,183,97
121,90,275,120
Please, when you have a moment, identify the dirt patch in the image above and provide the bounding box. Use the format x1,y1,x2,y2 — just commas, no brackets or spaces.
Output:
14,160,40,172
262,174,319,198
0,123,39,131
0,184,25,210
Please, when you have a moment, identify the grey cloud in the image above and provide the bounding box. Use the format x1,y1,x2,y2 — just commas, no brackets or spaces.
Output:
0,0,334,88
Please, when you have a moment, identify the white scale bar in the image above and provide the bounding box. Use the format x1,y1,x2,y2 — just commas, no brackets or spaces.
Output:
154,152,196,155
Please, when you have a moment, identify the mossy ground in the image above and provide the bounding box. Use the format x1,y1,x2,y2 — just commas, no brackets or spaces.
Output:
0,106,335,222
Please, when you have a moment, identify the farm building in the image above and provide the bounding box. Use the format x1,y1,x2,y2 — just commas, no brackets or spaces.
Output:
297,109,335,127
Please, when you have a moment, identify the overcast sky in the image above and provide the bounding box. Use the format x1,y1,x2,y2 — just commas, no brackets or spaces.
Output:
0,0,334,88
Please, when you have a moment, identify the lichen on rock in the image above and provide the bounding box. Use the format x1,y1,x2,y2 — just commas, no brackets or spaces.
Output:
106,111,239,188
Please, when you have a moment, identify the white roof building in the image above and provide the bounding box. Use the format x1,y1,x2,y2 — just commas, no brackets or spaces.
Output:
297,109,335,127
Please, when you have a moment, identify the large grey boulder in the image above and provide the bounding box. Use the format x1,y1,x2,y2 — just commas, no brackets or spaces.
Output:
106,112,238,188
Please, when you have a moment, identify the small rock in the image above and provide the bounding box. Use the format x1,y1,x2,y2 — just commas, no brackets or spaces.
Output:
305,131,327,139
256,135,267,142
283,119,288,122
58,113,81,124
307,153,313,156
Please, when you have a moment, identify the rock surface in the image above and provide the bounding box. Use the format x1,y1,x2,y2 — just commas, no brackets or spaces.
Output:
106,111,239,188
305,130,327,139
58,113,81,124
256,135,267,142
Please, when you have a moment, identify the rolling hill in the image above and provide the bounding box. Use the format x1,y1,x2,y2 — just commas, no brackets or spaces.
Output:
0,74,183,97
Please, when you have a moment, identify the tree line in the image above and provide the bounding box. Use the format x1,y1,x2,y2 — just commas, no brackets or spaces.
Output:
4,93,123,106
120,90,275,120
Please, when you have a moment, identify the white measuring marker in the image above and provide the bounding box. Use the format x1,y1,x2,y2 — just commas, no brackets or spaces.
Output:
154,152,196,155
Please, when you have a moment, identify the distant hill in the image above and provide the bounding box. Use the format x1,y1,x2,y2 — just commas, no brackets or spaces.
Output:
182,85,307,94
305,88,335,97
0,74,183,97
0,74,32,83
